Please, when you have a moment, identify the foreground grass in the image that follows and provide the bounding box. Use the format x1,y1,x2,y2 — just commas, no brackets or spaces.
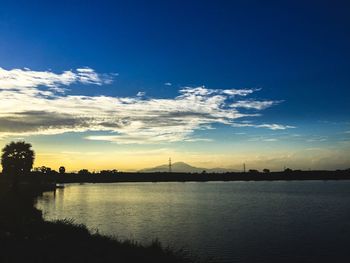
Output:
0,179,197,263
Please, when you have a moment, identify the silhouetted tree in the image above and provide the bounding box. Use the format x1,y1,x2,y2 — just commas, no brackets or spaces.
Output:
1,141,34,176
78,169,90,175
38,166,52,174
100,169,118,175
1,141,35,188
59,166,66,174
263,169,270,173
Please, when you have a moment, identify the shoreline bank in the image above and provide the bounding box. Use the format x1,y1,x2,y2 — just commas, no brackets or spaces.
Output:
0,179,196,263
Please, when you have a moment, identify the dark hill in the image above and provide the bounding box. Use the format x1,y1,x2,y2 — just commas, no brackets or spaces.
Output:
139,162,239,173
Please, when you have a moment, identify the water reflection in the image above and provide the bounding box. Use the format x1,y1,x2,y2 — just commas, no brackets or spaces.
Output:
36,181,350,263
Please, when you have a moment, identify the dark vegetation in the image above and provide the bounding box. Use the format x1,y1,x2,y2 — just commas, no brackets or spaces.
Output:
25,169,350,184
0,142,196,263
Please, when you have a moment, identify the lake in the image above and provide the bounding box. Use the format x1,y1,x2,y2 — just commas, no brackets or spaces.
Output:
35,181,350,263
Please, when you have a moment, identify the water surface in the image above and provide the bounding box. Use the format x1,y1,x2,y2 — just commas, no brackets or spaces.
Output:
36,181,350,262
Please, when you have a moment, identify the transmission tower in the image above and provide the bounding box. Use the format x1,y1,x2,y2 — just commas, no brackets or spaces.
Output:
169,157,172,173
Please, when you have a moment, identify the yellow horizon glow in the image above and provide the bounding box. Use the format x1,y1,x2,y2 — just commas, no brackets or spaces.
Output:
1,139,350,172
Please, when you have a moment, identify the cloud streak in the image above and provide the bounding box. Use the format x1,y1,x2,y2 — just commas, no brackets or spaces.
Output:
0,67,114,89
231,122,294,130
231,100,282,110
0,67,292,143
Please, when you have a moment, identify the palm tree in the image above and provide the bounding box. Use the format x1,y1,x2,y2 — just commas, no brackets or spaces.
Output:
1,141,35,177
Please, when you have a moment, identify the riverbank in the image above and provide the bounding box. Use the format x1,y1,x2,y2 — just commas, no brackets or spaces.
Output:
0,178,196,263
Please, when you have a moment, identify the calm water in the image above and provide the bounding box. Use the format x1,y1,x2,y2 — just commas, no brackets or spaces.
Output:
36,181,350,263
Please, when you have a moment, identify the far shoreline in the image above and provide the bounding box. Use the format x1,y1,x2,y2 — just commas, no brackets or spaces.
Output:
3,169,348,185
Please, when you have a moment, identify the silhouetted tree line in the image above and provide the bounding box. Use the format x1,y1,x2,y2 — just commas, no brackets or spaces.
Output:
1,141,350,185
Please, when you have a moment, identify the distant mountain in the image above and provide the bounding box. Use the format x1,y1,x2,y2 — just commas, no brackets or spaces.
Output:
139,162,239,173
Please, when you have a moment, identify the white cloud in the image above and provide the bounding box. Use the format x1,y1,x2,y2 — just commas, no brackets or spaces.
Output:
231,123,294,130
179,86,256,97
136,91,146,97
263,138,278,142
0,67,113,90
164,82,172,86
255,124,295,130
0,67,291,144
231,100,282,110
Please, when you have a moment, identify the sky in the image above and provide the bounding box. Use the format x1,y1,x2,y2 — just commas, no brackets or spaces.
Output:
0,0,349,171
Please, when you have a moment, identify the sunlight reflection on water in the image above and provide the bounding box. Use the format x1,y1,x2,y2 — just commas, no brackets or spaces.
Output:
36,181,350,263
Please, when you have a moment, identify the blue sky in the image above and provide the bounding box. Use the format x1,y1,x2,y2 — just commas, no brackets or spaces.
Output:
0,0,349,171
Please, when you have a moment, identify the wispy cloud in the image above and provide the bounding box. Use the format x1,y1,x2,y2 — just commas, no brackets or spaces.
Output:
263,138,278,142
247,136,278,142
0,67,291,143
306,136,328,142
232,123,294,130
231,100,282,110
164,82,172,86
255,124,295,130
0,67,114,90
